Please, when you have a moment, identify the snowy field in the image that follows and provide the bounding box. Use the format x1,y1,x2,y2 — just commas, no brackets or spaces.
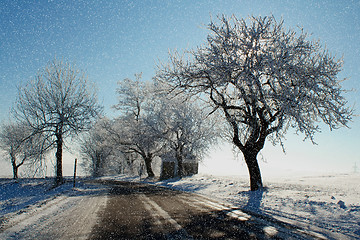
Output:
0,174,359,239
155,173,360,239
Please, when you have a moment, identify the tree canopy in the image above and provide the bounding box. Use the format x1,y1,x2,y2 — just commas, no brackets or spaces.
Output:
156,15,353,190
14,58,102,184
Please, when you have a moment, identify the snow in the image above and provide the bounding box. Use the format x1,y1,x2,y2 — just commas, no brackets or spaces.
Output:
0,178,109,239
156,173,360,239
0,178,70,215
0,174,359,239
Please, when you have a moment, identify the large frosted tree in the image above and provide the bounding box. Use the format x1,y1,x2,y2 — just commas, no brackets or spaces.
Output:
156,15,353,191
14,59,102,185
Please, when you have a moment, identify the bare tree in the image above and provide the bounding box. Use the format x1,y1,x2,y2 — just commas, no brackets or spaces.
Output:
113,75,218,178
107,115,165,178
0,121,47,179
14,58,102,185
155,95,218,178
114,73,152,121
80,117,132,177
112,76,166,178
80,118,114,177
156,15,353,190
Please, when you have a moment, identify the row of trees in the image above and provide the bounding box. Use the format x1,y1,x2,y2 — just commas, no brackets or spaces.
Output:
80,74,217,178
0,61,217,183
0,15,353,191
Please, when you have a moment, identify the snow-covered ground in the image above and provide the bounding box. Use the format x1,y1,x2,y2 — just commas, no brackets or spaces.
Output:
0,174,359,239
0,178,109,239
155,173,360,239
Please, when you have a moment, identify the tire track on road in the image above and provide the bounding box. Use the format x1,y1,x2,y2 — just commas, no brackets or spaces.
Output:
139,194,193,239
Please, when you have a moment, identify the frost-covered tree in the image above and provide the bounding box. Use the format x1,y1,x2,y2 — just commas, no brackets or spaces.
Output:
113,73,152,121
156,95,217,177
80,118,115,177
80,117,142,177
14,58,102,185
0,121,48,179
156,15,353,190
112,76,165,177
105,115,164,178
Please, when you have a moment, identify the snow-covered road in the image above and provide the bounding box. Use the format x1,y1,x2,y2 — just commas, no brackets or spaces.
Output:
88,180,326,239
1,175,358,239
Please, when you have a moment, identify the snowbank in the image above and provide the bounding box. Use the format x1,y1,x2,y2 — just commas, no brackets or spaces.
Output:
0,177,108,217
0,178,72,216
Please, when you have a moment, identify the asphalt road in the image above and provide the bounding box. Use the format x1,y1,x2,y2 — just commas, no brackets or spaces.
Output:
1,179,331,239
89,180,321,240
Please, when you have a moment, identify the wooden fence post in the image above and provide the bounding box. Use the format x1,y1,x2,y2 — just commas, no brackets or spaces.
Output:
73,158,77,188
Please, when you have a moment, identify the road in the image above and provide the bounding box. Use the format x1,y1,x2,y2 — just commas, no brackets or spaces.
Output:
0,180,328,239
89,180,321,239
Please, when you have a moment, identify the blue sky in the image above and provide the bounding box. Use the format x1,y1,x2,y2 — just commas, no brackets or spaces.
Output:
0,0,359,176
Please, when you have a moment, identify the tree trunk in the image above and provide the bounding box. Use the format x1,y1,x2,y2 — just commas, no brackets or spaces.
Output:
144,156,155,178
94,152,101,177
176,152,183,178
55,132,63,185
12,162,18,179
10,154,20,179
243,150,263,191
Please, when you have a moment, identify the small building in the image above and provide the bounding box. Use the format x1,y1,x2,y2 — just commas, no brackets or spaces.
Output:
160,157,198,180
